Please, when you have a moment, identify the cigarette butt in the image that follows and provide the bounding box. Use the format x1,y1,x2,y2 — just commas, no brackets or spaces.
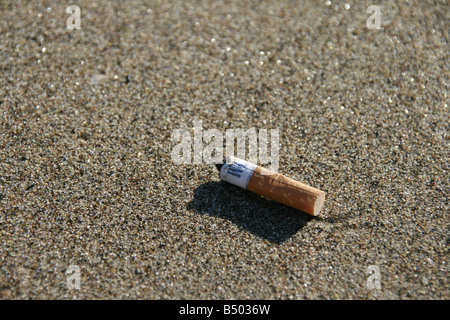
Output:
216,156,325,216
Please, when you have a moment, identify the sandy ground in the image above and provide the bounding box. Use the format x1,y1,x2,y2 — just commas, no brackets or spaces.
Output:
0,0,448,299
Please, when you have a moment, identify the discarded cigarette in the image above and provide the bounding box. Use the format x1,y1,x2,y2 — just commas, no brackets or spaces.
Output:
216,156,325,216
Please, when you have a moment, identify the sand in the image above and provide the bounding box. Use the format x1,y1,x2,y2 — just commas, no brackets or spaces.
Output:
0,0,448,299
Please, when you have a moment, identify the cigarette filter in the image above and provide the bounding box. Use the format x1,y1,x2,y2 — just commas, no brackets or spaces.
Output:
216,156,325,216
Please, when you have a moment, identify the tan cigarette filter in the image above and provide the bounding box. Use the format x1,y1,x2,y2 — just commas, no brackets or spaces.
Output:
218,156,325,216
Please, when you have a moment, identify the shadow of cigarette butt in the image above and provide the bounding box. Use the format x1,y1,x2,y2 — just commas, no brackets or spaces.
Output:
187,181,316,244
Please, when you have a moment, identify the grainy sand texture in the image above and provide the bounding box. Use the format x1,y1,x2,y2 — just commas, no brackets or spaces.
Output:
0,0,448,299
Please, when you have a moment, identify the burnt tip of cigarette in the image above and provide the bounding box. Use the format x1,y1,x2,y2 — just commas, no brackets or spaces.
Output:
215,162,224,172
215,158,227,172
